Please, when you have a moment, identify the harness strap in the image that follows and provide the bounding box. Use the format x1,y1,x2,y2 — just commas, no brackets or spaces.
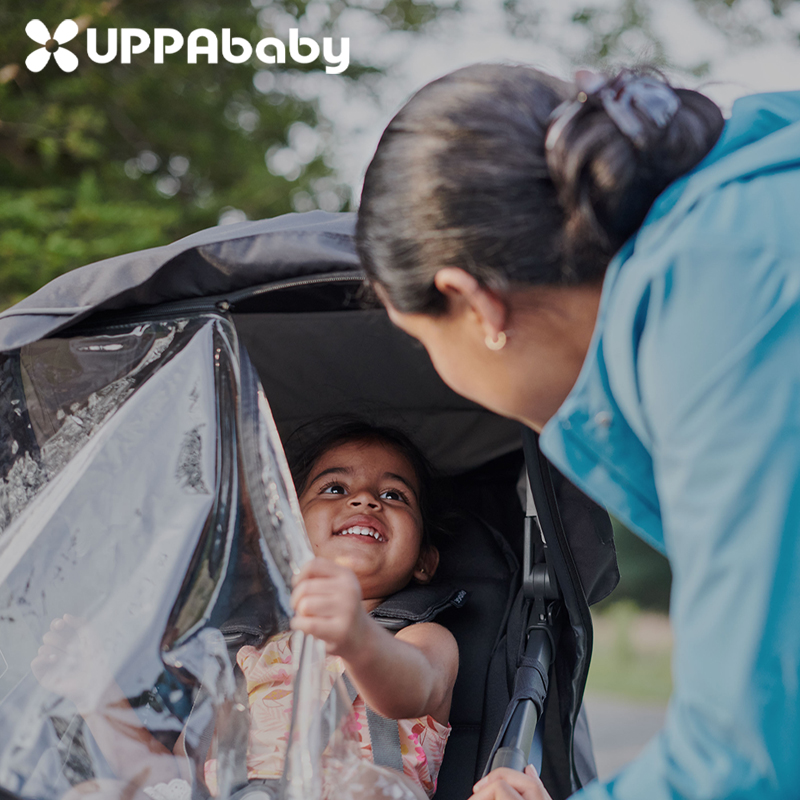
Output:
342,672,359,704
369,583,467,631
318,670,354,747
342,675,404,773
228,779,280,800
230,662,252,790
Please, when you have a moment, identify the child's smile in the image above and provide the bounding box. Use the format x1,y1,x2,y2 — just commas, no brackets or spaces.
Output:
334,515,387,543
298,439,427,602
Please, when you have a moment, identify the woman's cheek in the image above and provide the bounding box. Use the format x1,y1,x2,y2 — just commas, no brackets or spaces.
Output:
443,359,494,407
427,346,473,396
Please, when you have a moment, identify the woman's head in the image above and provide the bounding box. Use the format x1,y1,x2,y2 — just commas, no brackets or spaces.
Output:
355,64,724,428
287,420,439,601
356,63,724,312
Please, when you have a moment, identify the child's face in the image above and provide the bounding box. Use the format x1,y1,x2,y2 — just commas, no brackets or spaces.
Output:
298,439,427,602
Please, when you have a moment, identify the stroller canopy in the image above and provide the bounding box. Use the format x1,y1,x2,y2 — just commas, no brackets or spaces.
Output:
0,211,521,475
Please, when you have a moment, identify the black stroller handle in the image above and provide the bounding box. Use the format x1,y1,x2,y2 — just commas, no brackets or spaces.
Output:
486,485,561,776
489,625,553,772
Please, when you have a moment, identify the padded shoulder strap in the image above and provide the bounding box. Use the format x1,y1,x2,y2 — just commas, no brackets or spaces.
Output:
342,675,404,773
369,582,468,631
218,591,279,648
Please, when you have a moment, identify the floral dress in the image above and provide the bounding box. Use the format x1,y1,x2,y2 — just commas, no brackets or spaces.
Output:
205,631,451,798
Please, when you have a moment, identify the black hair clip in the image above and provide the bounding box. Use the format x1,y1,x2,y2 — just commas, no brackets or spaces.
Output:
545,69,681,152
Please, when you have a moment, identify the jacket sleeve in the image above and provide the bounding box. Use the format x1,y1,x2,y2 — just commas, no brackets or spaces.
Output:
575,191,800,799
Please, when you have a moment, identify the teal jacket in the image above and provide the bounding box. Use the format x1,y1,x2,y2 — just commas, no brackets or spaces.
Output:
540,91,800,800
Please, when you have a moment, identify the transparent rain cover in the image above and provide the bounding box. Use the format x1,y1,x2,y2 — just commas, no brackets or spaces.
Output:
0,315,427,800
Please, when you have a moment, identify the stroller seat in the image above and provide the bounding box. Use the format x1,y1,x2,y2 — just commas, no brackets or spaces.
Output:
434,501,522,800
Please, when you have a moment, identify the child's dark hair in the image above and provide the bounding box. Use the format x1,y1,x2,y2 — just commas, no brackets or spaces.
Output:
286,418,438,552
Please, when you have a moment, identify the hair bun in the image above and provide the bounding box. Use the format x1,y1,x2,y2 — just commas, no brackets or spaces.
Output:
545,69,724,278
356,64,724,306
546,70,682,154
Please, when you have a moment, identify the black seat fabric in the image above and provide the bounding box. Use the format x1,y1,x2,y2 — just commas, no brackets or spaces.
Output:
432,454,524,800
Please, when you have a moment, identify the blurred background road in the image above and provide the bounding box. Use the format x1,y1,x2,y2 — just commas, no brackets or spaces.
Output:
585,695,667,780
583,529,673,781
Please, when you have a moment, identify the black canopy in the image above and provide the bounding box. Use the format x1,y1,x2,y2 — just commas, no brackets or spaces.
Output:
0,211,359,352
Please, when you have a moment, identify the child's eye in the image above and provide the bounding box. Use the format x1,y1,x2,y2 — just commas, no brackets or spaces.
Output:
380,489,408,503
320,482,347,495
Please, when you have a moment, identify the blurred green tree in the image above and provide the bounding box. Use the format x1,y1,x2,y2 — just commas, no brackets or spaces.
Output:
0,0,450,308
503,0,800,75
607,519,672,612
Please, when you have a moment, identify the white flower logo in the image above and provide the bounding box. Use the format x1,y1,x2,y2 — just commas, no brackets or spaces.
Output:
25,19,79,73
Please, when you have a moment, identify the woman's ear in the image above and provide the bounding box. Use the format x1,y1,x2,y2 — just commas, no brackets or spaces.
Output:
413,546,440,585
433,267,509,342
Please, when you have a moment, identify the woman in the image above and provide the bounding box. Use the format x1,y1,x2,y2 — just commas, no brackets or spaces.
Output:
355,64,800,800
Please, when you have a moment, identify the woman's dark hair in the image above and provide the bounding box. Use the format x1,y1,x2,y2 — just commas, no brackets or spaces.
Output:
285,418,438,551
355,63,725,314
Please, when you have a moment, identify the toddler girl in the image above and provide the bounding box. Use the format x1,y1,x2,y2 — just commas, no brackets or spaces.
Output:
210,421,459,798
34,422,458,800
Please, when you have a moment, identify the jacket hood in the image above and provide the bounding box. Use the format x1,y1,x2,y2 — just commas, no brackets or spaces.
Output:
638,90,800,253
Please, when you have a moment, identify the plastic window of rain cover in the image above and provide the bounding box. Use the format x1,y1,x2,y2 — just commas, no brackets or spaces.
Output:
0,315,427,800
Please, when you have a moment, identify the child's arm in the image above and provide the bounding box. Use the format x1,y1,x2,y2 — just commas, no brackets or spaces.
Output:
290,558,459,724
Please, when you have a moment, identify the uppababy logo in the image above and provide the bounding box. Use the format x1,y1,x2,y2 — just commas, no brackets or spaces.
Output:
26,20,79,73
24,19,350,74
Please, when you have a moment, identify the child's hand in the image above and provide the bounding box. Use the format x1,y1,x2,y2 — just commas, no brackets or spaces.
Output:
290,557,370,660
469,766,552,800
31,614,113,713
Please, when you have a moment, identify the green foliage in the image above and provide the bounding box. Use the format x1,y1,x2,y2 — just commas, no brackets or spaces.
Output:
588,600,673,702
506,0,800,72
0,0,450,308
605,518,672,612
577,0,668,65
0,173,181,303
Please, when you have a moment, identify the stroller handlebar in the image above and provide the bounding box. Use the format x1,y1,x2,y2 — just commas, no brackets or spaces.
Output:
489,626,553,773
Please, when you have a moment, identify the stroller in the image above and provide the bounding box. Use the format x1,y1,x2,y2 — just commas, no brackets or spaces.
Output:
0,212,618,800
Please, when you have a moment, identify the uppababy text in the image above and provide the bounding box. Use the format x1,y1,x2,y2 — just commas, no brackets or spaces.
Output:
88,29,349,74
25,20,350,75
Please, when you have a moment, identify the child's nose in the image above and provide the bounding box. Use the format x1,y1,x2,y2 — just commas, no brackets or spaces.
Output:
347,490,380,509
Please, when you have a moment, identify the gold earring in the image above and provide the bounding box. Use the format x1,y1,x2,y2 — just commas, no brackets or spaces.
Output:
485,331,507,351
